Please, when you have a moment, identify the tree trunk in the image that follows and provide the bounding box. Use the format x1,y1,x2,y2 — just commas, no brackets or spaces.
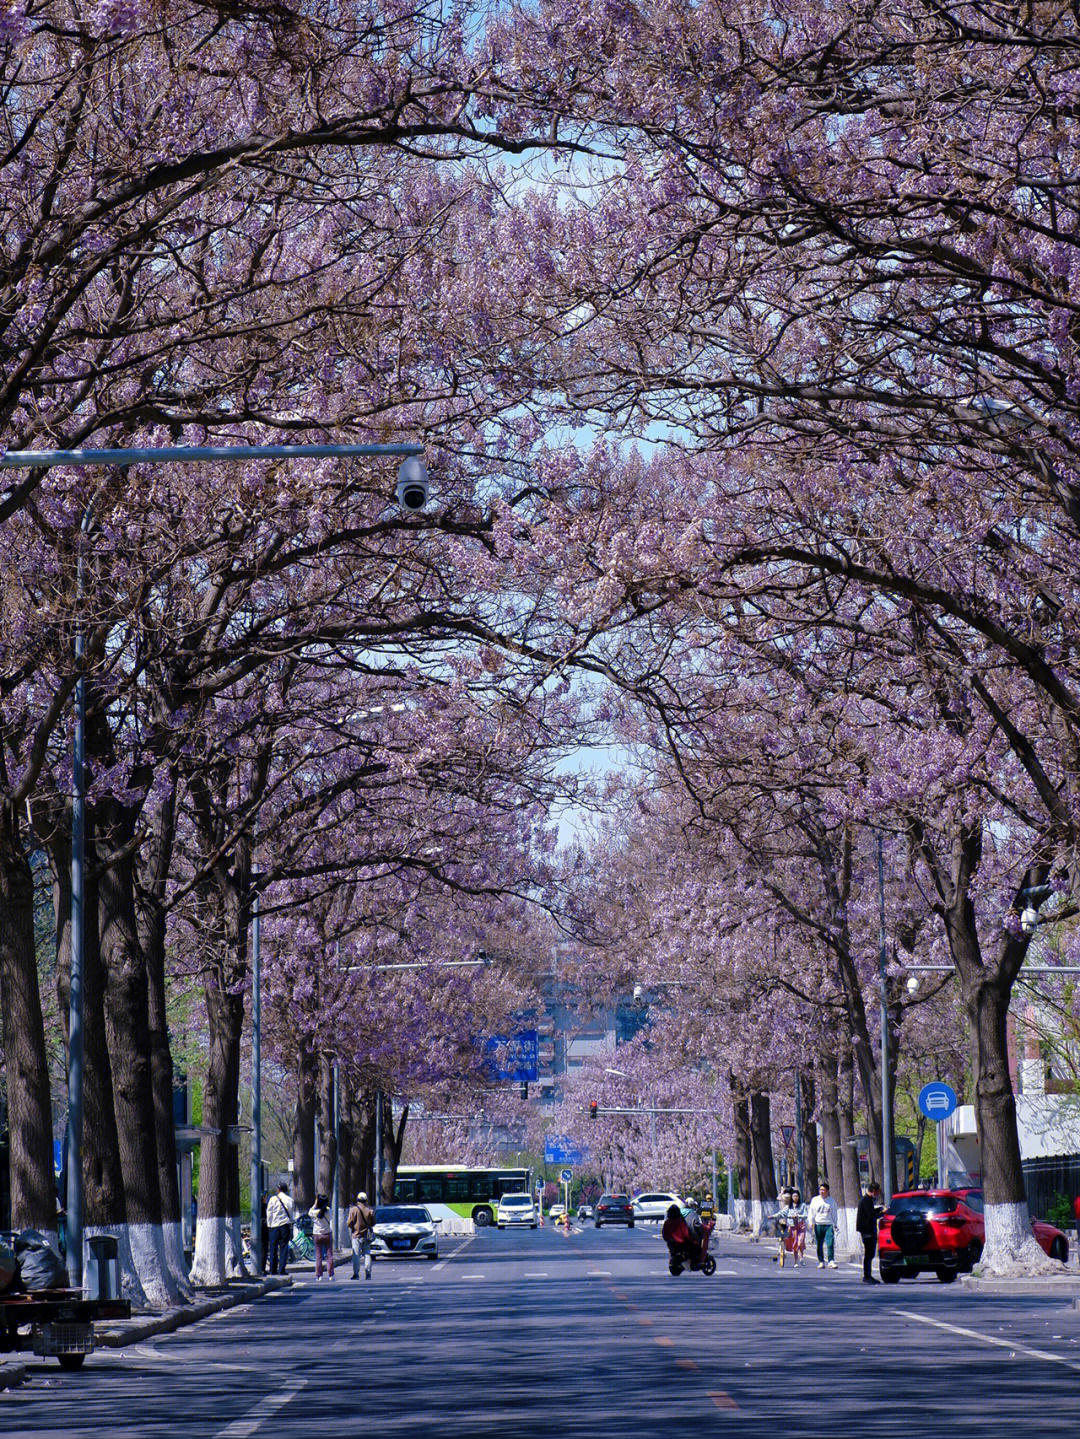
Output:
98,814,180,1309
190,977,245,1287
380,1101,409,1203
799,1071,819,1197
136,782,189,1294
818,1056,841,1198
732,1083,751,1228
0,803,57,1232
749,1091,778,1233
316,1054,337,1200
348,1092,376,1201
292,1043,317,1212
50,836,133,1293
836,1040,861,1253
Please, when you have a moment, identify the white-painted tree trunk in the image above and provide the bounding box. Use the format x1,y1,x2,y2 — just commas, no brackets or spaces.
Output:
981,1201,1064,1277
190,1215,227,1287
751,1198,779,1235
85,1224,149,1311
734,1198,752,1230
837,1206,858,1256
225,1212,250,1279
128,1222,185,1310
162,1220,193,1303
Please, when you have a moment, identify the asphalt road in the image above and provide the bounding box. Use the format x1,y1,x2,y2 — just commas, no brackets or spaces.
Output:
3,1224,1079,1437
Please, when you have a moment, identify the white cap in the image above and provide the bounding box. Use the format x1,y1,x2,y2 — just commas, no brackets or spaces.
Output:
357,1192,368,1202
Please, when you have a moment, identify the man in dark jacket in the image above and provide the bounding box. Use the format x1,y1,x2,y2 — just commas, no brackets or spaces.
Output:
856,1181,885,1284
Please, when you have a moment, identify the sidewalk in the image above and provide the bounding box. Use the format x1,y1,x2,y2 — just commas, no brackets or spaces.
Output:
0,1273,292,1391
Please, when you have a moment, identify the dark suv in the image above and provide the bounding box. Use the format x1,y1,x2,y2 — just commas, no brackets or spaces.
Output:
594,1193,635,1228
878,1188,1067,1283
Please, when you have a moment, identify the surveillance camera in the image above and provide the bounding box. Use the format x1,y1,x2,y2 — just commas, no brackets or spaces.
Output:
395,456,429,511
1020,905,1039,935
632,984,644,1001
906,975,920,995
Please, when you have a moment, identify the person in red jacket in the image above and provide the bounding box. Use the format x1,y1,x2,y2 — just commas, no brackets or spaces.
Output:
662,1203,695,1261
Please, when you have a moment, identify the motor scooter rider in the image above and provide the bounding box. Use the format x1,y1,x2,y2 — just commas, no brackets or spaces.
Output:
662,1203,696,1263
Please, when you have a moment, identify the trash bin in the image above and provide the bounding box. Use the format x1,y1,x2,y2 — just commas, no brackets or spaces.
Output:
84,1234,120,1301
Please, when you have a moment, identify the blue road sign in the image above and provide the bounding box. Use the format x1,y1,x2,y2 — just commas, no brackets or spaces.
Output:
918,1082,958,1121
545,1135,587,1165
482,1030,538,1083
560,1168,573,1183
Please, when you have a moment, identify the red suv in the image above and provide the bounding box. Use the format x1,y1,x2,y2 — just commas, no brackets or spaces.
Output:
878,1188,1068,1284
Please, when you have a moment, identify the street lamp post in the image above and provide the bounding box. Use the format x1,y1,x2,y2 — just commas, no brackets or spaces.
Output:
249,878,262,1275
5,439,427,1292
877,831,893,1206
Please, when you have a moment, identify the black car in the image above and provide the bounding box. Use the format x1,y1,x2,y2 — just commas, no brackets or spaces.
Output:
594,1193,635,1228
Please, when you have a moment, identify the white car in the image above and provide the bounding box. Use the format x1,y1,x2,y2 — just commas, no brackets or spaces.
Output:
370,1204,440,1260
632,1191,687,1222
548,1203,566,1220
496,1193,537,1229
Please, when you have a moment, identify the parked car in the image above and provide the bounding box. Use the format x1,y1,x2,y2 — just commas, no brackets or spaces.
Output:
632,1191,686,1222
877,1188,1068,1283
370,1205,440,1261
594,1193,635,1228
496,1193,538,1229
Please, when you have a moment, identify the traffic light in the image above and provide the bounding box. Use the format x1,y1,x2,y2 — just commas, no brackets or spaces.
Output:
588,1100,598,1120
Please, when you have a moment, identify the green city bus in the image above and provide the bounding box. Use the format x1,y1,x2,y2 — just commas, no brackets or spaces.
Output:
392,1165,534,1227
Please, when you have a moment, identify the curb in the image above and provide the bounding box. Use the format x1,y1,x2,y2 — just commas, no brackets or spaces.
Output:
96,1275,292,1347
959,1273,1080,1298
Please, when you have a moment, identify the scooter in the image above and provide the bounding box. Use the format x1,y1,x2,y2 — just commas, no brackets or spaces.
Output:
667,1217,717,1276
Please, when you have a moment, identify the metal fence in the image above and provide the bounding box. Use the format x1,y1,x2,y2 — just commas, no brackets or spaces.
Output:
1022,1154,1080,1224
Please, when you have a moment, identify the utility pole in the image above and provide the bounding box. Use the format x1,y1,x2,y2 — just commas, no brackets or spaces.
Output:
878,830,893,1206
249,880,262,1274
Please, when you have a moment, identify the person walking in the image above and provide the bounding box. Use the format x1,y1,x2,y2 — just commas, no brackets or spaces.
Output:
266,1183,295,1276
856,1180,885,1284
310,1194,334,1280
348,1191,375,1280
807,1181,839,1268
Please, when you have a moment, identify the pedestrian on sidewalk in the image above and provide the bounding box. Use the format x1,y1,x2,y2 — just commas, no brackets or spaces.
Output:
808,1181,839,1268
856,1181,885,1284
266,1183,295,1276
348,1191,375,1280
310,1194,334,1279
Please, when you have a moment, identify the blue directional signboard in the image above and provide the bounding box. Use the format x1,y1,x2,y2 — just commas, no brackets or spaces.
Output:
560,1168,574,1183
482,1029,538,1083
545,1135,587,1165
918,1082,958,1121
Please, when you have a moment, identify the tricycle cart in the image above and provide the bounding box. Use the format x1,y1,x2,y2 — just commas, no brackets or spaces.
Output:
0,1290,130,1370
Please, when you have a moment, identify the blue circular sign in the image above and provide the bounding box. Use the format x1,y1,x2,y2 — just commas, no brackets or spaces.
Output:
918,1082,958,1121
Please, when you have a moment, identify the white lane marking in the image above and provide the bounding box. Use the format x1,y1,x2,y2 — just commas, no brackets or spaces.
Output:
523,1272,549,1277
894,1309,1080,1373
588,1270,613,1276
460,1273,486,1279
214,1378,308,1437
431,1235,475,1273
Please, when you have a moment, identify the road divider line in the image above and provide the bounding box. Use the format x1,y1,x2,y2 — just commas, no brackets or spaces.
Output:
431,1236,475,1272
707,1391,739,1410
894,1309,1080,1373
214,1378,308,1437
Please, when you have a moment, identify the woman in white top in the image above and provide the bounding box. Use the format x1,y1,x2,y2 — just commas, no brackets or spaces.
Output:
309,1194,334,1280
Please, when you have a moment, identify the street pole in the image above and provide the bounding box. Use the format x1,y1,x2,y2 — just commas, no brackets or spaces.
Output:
878,830,893,1206
65,515,89,1289
711,1151,719,1213
794,1074,805,1198
332,1060,340,1245
249,881,261,1274
375,1090,384,1205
